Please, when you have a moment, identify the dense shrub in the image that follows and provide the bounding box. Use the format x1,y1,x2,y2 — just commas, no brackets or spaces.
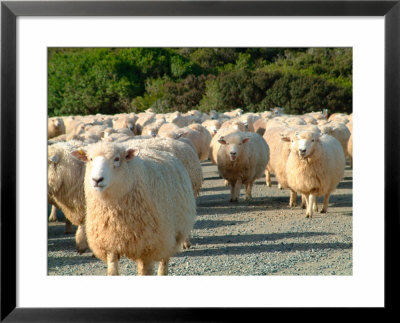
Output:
48,47,352,116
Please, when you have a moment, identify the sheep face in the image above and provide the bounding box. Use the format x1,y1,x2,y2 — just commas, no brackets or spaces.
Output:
71,144,138,193
218,135,250,162
288,131,321,159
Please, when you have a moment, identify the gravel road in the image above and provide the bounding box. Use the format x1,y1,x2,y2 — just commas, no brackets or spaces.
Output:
48,161,352,276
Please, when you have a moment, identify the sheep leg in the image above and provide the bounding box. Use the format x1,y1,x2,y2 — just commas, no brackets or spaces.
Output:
230,179,242,202
301,194,307,209
64,218,75,234
306,195,317,218
76,224,89,254
106,252,119,276
289,190,297,207
244,183,253,201
157,258,169,276
137,259,154,275
49,204,58,222
182,236,191,249
265,169,271,187
321,194,330,213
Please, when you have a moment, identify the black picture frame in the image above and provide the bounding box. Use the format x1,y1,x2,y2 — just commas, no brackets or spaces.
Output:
1,1,398,321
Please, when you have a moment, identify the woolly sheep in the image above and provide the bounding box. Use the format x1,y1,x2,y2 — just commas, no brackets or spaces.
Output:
134,112,156,135
48,117,66,139
217,132,269,202
209,125,246,165
201,119,222,137
48,141,89,253
141,118,166,137
122,137,203,199
318,121,351,157
112,115,137,134
263,126,301,207
283,130,345,218
188,123,212,161
71,142,196,275
223,108,243,118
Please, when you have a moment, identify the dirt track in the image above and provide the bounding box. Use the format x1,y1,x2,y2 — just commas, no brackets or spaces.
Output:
48,161,352,276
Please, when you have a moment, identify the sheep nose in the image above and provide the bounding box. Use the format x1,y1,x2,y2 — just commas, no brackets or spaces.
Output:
299,149,306,154
92,177,104,185
230,152,237,156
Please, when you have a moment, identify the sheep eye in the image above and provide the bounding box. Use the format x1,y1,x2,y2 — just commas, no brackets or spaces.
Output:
114,157,120,162
89,158,93,161
312,139,315,142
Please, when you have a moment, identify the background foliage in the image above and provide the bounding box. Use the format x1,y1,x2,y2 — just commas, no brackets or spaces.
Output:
48,47,352,117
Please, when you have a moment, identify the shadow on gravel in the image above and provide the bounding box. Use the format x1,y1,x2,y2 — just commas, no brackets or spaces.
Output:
48,254,100,270
200,186,229,193
180,240,352,257
193,219,247,229
337,181,353,189
203,176,222,181
328,194,353,207
190,231,334,246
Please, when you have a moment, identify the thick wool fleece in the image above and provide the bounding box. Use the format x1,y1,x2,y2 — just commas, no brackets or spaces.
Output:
121,137,203,197
286,132,345,197
48,141,87,226
217,132,270,186
83,143,196,264
263,126,294,189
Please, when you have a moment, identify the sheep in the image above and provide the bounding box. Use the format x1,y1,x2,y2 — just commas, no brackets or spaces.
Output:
141,118,166,138
347,121,353,168
48,117,66,139
188,123,212,161
157,122,180,137
318,121,351,158
201,119,222,137
71,142,196,275
134,112,156,135
263,126,306,207
216,132,269,202
112,115,137,134
48,141,90,253
122,137,203,199
253,117,268,136
283,130,345,218
209,124,246,165
223,108,243,118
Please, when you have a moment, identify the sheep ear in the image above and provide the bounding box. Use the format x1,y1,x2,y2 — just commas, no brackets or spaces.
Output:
49,155,59,164
218,137,227,145
125,148,139,161
71,149,88,162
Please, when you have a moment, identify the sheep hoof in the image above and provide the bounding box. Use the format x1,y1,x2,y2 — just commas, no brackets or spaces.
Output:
77,247,88,255
320,209,327,214
182,241,191,249
48,215,57,222
230,198,239,203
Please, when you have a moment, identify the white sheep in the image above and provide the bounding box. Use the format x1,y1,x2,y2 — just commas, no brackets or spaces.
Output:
217,132,269,202
318,121,351,158
209,122,247,165
48,141,89,253
71,142,196,275
48,117,66,139
202,119,222,137
284,130,345,218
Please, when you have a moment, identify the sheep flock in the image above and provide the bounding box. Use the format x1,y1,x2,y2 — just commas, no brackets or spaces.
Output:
48,108,353,276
